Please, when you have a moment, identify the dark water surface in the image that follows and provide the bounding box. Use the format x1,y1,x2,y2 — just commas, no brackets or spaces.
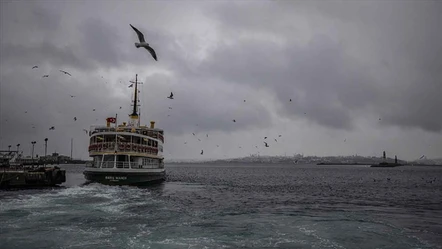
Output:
1,164,441,249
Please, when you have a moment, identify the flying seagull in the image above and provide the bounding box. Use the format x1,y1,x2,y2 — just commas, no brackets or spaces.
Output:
167,92,174,99
264,142,269,147
74,117,77,121
59,70,71,76
70,95,75,98
130,24,158,61
201,150,204,155
49,126,55,130
83,129,88,134
32,66,38,69
42,75,49,78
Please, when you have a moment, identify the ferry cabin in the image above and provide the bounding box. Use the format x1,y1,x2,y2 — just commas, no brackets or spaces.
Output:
88,121,164,170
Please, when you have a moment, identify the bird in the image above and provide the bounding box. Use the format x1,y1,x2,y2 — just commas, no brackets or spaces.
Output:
70,95,75,98
49,126,55,130
278,135,282,137
289,99,292,102
232,119,236,122
93,109,96,111
167,92,174,99
42,75,49,78
198,139,201,142
32,66,38,69
74,117,77,121
206,134,209,138
244,100,246,102
274,139,278,142
264,137,267,139
264,142,269,147
169,107,172,110
119,106,122,109
83,129,88,134
59,70,71,76
184,142,187,144
128,84,133,88
216,145,219,147
192,133,196,136
130,24,158,61
344,139,346,142
200,150,204,155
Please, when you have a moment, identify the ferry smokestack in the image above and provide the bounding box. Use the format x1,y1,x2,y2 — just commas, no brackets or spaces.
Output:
150,121,155,129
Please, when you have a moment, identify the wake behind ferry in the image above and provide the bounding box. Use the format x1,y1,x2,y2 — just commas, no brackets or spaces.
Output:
83,74,165,185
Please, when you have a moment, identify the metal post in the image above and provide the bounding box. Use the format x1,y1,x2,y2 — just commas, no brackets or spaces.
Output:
44,138,48,166
70,138,73,160
31,141,36,167
16,144,20,156
8,145,11,151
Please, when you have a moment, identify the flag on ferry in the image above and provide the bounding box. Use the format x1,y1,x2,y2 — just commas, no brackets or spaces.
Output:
106,117,116,123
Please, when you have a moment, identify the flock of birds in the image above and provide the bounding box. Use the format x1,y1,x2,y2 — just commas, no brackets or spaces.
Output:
8,24,391,157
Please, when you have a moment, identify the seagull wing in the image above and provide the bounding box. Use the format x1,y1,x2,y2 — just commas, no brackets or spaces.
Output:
144,46,157,61
130,24,145,43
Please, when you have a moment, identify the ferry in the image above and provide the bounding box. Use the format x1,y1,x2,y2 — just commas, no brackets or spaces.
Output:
83,74,166,185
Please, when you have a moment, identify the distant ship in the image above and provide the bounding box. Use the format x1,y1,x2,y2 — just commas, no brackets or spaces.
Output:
83,74,165,185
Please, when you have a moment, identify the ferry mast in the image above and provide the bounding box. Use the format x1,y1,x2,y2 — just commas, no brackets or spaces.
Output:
129,74,142,127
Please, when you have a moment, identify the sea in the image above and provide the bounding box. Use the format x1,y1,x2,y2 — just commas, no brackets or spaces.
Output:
1,163,441,249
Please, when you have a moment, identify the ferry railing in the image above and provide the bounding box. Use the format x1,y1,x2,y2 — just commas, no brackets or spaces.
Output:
101,161,114,168
89,142,159,155
116,162,132,169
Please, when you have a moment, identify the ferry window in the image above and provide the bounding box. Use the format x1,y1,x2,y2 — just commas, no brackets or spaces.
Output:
105,135,116,143
133,136,141,144
148,139,152,146
103,155,114,162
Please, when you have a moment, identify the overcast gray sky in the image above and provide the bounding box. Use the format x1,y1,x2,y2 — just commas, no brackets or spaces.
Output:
1,0,441,161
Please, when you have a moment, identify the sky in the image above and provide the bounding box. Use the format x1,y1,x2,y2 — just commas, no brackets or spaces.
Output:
0,0,441,161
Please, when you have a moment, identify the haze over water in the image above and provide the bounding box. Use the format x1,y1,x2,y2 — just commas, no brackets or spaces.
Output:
1,164,441,249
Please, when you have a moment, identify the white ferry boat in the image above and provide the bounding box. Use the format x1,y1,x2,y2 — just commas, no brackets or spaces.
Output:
83,74,165,185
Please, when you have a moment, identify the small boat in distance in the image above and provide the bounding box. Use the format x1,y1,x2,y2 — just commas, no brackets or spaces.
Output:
83,74,166,185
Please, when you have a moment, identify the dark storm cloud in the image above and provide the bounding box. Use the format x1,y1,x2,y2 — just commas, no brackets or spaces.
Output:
201,1,442,132
0,42,94,71
199,34,378,130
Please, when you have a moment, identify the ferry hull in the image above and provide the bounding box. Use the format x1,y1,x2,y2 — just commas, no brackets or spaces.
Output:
83,170,165,186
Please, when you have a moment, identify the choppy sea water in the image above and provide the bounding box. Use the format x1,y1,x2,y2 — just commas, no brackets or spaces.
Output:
1,163,441,249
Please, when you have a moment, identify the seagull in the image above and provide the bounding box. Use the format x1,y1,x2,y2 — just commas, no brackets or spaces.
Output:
264,142,269,147
167,92,174,99
74,117,77,121
274,139,278,142
83,129,88,134
49,126,55,130
244,100,246,102
192,133,196,136
42,75,49,78
128,84,133,88
232,119,236,122
70,95,75,98
278,135,282,137
264,137,267,139
119,106,122,109
201,150,204,155
198,139,201,142
93,109,96,111
32,66,38,69
206,134,209,138
59,70,71,76
130,24,158,61
290,99,292,102
169,107,172,110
